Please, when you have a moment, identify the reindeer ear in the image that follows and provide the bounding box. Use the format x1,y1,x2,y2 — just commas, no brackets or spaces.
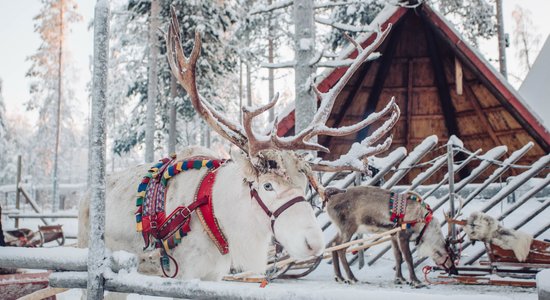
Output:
231,149,256,181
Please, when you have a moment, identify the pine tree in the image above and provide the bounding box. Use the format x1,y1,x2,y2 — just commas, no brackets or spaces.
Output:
26,0,82,209
112,0,239,156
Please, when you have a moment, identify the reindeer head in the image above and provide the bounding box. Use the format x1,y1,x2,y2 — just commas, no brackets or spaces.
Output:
166,7,399,259
417,217,458,275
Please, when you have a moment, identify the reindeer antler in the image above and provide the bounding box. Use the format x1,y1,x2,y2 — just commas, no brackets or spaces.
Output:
166,7,248,151
167,7,399,167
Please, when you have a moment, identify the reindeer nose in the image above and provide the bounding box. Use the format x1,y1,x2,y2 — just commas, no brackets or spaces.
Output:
304,237,324,256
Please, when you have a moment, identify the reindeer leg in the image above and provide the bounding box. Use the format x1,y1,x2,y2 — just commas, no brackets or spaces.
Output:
391,235,406,284
398,233,425,288
338,233,358,284
332,236,346,283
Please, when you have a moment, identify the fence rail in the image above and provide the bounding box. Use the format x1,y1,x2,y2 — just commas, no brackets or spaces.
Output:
310,135,550,269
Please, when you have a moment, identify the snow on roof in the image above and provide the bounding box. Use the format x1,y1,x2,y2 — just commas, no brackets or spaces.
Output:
519,36,550,129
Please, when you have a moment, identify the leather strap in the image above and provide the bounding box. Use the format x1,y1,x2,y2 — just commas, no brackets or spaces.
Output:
249,183,306,233
195,170,230,255
156,196,209,240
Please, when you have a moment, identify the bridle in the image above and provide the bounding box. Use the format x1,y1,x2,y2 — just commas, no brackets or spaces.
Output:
248,182,306,235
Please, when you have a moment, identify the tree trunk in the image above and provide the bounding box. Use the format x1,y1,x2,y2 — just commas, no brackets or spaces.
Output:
268,0,275,123
168,75,177,154
239,60,243,124
293,0,316,133
52,0,64,213
145,0,160,162
496,0,507,78
87,0,110,298
246,62,252,107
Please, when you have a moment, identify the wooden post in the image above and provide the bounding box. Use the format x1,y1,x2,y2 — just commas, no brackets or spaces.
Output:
88,0,110,298
15,155,21,228
447,143,456,247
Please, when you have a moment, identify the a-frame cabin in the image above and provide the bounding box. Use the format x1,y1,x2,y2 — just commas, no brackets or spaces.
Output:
277,3,550,182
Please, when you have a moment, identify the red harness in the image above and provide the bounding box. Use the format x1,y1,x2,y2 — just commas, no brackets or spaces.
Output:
135,156,229,277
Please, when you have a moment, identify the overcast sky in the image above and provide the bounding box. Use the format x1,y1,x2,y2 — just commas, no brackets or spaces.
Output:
0,0,548,124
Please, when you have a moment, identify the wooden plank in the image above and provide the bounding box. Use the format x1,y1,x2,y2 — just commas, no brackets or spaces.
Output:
455,57,463,95
436,275,536,287
423,20,460,139
0,272,51,300
406,59,414,151
356,18,404,141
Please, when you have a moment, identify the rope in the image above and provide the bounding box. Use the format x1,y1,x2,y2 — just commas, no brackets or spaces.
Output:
422,265,457,285
454,145,550,170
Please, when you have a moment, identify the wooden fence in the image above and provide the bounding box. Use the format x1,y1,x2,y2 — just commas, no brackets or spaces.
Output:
308,134,550,269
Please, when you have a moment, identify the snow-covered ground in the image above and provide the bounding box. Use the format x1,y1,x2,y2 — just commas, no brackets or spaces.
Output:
3,187,546,299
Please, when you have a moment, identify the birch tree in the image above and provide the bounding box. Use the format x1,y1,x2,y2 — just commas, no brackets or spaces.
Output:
512,5,541,74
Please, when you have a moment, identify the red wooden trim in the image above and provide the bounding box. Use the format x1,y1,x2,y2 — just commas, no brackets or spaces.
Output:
278,3,550,151
420,5,550,150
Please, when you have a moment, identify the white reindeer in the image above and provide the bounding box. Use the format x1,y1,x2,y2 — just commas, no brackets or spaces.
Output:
79,8,399,282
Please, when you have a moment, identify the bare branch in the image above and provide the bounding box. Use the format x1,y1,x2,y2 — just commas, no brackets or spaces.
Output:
260,61,295,69
315,16,374,33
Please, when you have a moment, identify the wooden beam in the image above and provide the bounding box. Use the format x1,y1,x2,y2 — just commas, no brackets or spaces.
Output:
357,86,438,93
455,57,463,95
406,59,414,149
463,81,501,145
422,18,469,180
496,128,528,136
357,16,405,141
423,21,460,138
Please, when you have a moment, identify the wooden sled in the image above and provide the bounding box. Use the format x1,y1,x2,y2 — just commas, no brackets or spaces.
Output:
3,225,64,247
429,239,550,287
0,272,54,300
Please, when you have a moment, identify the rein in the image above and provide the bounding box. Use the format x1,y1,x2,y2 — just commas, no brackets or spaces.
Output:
248,183,306,234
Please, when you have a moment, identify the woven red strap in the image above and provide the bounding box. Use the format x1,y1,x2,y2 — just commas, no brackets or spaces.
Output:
155,196,209,240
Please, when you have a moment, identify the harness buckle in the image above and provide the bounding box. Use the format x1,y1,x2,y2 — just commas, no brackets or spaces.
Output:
182,206,192,218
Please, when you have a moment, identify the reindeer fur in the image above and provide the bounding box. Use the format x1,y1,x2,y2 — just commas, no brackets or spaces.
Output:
464,212,532,262
325,185,456,286
78,146,324,281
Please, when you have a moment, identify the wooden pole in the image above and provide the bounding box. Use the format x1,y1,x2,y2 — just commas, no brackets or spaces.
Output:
447,143,457,249
496,0,508,78
15,155,21,228
88,0,110,298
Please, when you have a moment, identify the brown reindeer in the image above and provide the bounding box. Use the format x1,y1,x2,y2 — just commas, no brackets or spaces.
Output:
325,186,458,287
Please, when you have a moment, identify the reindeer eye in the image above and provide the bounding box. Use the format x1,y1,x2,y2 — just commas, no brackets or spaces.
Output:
263,183,274,191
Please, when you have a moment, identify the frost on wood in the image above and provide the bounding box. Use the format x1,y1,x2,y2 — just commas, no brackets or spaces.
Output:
88,0,110,297
481,153,550,213
0,247,87,271
294,0,316,133
382,135,438,189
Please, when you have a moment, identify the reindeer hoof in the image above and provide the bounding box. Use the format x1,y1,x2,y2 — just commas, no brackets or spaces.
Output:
344,278,358,285
394,278,406,285
409,281,426,288
334,276,345,283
